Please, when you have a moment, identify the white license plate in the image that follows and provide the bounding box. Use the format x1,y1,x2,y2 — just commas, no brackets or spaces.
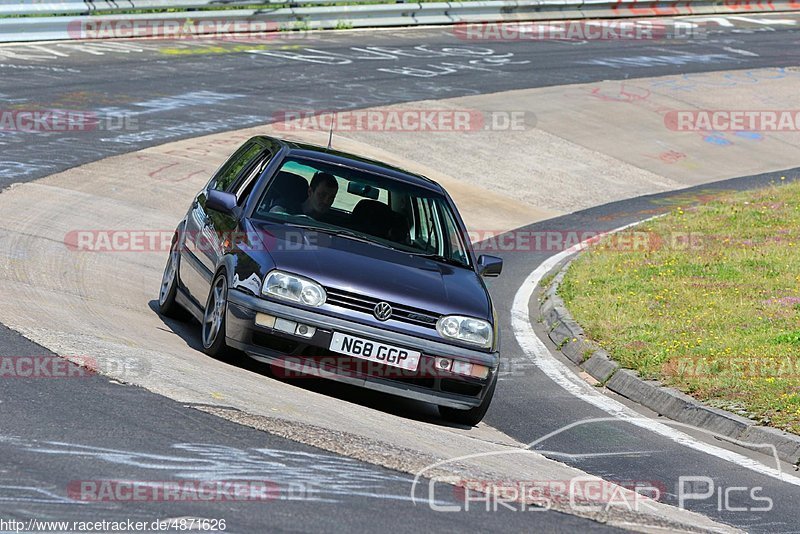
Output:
329,332,420,371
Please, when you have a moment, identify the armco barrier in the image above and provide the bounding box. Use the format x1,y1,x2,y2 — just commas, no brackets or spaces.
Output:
588,0,800,17
0,0,88,16
0,0,375,17
1,0,799,42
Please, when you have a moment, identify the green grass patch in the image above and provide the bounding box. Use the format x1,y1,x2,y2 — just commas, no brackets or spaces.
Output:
559,180,800,433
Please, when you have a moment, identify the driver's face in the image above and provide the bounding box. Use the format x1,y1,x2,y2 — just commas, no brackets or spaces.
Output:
307,183,337,214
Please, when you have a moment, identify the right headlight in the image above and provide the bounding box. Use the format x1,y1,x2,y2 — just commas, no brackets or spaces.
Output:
436,315,493,348
262,270,326,307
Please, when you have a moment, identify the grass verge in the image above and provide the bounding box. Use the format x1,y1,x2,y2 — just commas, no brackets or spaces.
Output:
559,179,800,434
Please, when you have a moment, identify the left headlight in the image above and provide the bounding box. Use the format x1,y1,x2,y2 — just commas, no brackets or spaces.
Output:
262,270,326,307
436,315,493,348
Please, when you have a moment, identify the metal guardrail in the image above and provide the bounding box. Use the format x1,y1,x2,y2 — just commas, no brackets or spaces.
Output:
1,0,799,42
0,0,88,16
0,0,388,16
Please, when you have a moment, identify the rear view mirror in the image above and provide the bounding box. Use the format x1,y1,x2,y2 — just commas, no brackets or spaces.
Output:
477,255,503,277
347,182,380,200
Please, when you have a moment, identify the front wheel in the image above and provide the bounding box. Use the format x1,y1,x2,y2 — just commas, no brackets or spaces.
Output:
202,272,230,358
439,375,497,426
158,242,186,320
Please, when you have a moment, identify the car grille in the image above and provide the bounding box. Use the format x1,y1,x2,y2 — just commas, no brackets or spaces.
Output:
324,287,440,328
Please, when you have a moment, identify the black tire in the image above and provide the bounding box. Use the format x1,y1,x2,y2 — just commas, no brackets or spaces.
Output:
201,271,230,359
439,375,497,426
157,239,187,320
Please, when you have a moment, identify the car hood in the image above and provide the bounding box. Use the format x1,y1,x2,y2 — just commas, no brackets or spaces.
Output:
248,220,490,320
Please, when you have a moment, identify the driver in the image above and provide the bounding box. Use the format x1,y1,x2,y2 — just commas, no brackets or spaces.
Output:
301,172,338,219
269,171,338,220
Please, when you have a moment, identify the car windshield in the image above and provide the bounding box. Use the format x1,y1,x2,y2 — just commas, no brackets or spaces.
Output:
252,156,472,268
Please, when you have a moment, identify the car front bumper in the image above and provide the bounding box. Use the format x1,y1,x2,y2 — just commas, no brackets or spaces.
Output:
226,289,499,409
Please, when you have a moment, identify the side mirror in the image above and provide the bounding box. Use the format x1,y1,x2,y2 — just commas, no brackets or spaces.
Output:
206,189,238,215
477,255,503,277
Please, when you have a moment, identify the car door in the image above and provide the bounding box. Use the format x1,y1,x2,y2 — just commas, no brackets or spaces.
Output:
180,140,272,306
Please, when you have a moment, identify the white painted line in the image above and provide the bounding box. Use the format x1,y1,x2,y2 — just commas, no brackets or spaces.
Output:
729,16,798,25
511,220,800,487
689,16,735,27
722,46,760,57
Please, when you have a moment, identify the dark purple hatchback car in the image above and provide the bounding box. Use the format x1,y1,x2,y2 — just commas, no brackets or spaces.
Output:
158,136,503,425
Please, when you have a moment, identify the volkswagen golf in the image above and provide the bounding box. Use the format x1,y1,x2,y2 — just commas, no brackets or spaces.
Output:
158,135,503,425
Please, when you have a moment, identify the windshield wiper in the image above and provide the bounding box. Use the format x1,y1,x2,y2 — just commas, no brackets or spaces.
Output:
288,224,404,252
411,252,469,268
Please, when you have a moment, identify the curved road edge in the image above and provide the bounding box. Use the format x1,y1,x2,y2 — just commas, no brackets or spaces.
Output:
510,209,800,486
538,249,800,466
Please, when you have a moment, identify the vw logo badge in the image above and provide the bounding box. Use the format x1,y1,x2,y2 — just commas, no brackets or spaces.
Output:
373,302,392,321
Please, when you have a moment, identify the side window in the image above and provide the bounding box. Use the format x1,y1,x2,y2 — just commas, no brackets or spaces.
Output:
211,143,263,193
233,150,273,204
440,204,470,265
413,198,442,254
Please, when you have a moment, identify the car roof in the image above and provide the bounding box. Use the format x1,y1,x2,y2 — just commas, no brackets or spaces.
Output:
256,136,445,193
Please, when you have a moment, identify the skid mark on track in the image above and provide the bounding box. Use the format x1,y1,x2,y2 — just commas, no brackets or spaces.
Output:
2,436,423,503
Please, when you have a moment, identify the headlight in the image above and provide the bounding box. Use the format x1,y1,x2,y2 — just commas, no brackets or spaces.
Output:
436,315,493,348
262,270,326,307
